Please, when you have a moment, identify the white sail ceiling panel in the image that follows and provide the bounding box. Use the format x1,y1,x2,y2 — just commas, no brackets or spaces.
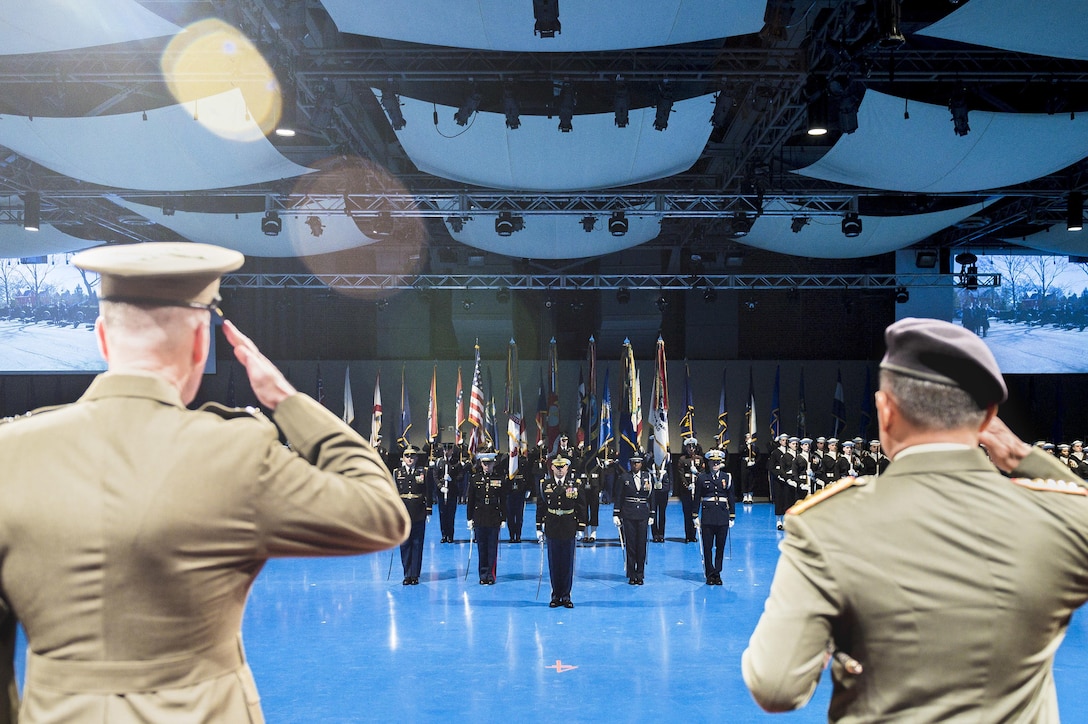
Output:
917,0,1088,61
324,0,765,52
794,90,1088,193
383,90,715,191
447,215,660,259
0,225,103,258
1000,225,1088,256
0,0,181,55
112,198,380,258
0,90,315,191
735,200,990,259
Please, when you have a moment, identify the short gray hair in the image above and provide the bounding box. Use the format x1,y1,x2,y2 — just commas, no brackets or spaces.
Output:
879,369,987,431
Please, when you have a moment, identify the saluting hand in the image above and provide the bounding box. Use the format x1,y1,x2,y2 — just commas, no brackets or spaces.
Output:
978,414,1032,473
222,320,297,411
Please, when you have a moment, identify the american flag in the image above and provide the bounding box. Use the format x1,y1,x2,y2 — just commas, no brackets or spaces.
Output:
467,342,485,454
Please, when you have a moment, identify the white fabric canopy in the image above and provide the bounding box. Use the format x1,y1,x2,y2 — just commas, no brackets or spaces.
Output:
917,0,1088,61
0,89,315,191
0,0,180,55
794,90,1088,193
1000,225,1088,256
735,199,990,258
112,198,381,258
446,214,660,259
324,0,765,52
383,90,715,191
0,224,103,258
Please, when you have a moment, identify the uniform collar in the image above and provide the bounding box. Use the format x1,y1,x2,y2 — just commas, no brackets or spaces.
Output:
79,372,185,408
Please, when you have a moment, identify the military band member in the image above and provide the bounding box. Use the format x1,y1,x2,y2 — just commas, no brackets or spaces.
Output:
694,449,735,585
432,442,465,543
396,446,433,585
614,452,653,584
649,456,672,542
467,453,509,584
536,456,588,608
740,432,759,504
677,438,705,542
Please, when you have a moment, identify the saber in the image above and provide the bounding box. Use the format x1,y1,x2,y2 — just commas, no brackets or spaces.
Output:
617,522,627,571
535,533,546,599
464,525,475,581
832,649,864,676
386,547,395,581
694,519,705,569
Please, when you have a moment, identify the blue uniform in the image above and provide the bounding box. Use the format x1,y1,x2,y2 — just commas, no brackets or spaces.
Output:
695,468,735,583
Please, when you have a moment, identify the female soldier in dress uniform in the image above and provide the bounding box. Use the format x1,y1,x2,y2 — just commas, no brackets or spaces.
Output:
467,453,509,584
694,449,735,585
536,456,588,608
613,452,653,584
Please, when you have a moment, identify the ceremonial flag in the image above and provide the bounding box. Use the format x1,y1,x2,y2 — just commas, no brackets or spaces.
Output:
343,366,355,425
679,361,695,441
535,368,547,447
769,365,780,440
797,367,807,437
598,366,614,455
587,336,599,454
746,366,757,444
370,370,382,446
546,337,561,455
398,365,411,449
316,364,325,407
454,367,464,446
427,364,438,444
575,367,587,448
485,365,498,450
619,338,638,466
717,366,729,448
468,341,485,455
859,367,872,440
507,339,522,480
832,368,846,438
649,336,670,469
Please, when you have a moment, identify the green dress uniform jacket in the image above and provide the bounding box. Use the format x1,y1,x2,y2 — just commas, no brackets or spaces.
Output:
0,372,410,724
742,446,1087,722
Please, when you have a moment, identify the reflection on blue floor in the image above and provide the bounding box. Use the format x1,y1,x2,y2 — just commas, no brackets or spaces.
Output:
14,501,1088,721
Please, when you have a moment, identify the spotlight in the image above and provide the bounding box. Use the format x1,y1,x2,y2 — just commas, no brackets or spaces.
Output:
1068,191,1084,232
806,94,829,136
306,215,324,237
949,87,970,136
655,295,669,312
363,212,394,239
533,0,561,38
790,216,809,233
616,288,631,305
162,200,176,216
744,299,758,311
894,286,909,304
841,212,862,237
608,211,628,237
955,252,979,290
502,86,520,130
261,210,281,236
462,298,474,310
544,297,556,309
380,88,406,130
915,249,939,268
711,90,733,131
22,191,40,232
376,299,389,311
454,88,482,126
496,287,510,303
703,286,717,303
447,216,465,233
495,212,524,236
580,216,596,232
654,83,673,132
729,212,753,238
275,84,297,137
613,82,629,128
557,83,575,132
875,0,906,48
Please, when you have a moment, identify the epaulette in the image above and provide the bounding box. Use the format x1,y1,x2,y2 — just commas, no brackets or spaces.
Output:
198,401,266,420
787,475,870,515
1009,477,1088,496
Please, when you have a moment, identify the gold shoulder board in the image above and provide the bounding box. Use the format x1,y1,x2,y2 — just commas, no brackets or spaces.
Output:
198,401,264,420
1010,478,1088,496
787,476,869,516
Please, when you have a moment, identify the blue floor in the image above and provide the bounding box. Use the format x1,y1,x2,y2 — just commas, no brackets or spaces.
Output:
13,501,1088,721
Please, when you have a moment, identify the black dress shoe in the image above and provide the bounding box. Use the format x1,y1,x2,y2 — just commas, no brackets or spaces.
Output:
562,599,574,609
628,578,636,585
706,577,714,585
549,599,560,608
410,577,420,585
715,578,723,586
480,578,488,585
487,577,496,585
403,577,411,585
637,578,644,585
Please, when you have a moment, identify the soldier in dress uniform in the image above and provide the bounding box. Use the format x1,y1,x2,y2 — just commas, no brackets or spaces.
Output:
769,433,790,522
693,448,735,585
677,438,704,542
791,437,816,498
0,242,410,723
432,442,465,543
576,448,603,542
810,437,827,492
777,437,799,528
860,439,890,476
1073,440,1088,480
395,445,432,585
614,452,653,584
536,455,587,608
467,452,508,584
821,438,840,488
506,459,530,542
648,454,672,542
740,431,759,504
835,440,859,480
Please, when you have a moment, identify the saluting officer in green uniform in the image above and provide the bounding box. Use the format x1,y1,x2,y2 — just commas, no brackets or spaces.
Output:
743,317,1087,722
0,242,409,724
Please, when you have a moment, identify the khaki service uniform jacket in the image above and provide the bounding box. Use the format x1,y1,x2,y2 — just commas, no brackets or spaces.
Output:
0,373,409,724
742,446,1087,722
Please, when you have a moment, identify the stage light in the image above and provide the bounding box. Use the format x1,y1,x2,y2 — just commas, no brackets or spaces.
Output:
703,287,717,303
730,212,753,238
533,0,560,38
654,83,673,132
503,86,520,130
581,216,596,232
616,288,631,304
875,0,906,48
790,216,809,233
306,215,324,237
894,286,909,304
22,191,39,232
363,212,394,239
915,249,939,268
557,83,575,132
806,94,829,136
655,295,669,312
380,88,406,130
261,210,281,236
462,298,474,310
275,85,297,137
495,212,524,236
1068,191,1083,232
608,211,628,236
955,252,979,290
447,216,465,233
454,88,482,126
496,288,510,304
613,82,629,128
711,90,733,131
841,212,862,237
949,87,970,136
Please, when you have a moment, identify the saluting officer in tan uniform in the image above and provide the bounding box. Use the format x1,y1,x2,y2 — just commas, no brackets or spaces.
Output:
0,243,409,724
742,317,1086,721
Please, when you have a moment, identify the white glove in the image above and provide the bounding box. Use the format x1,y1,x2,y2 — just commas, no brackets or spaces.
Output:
693,517,701,528
647,518,654,527
576,530,583,540
729,519,735,528
467,520,474,530
613,516,621,527
536,529,544,541
500,521,506,529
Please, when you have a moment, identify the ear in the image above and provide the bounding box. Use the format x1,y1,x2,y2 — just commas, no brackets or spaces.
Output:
875,389,895,435
93,316,108,361
191,319,209,369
